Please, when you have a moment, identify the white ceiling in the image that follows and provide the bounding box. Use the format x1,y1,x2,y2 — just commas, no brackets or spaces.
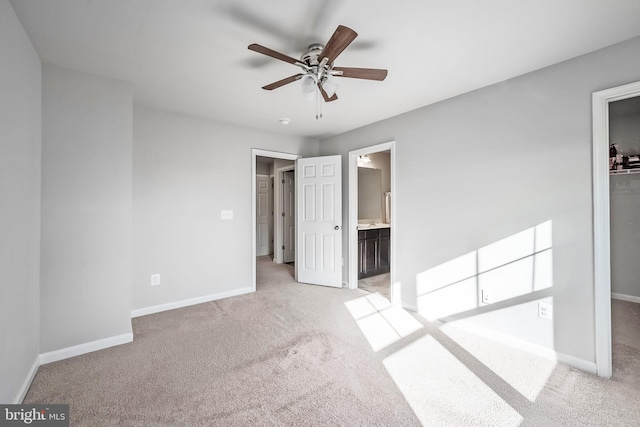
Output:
10,0,640,139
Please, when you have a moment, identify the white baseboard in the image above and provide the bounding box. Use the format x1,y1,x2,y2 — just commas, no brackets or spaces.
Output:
612,292,640,304
13,356,40,404
445,320,598,374
39,333,133,365
556,352,597,375
131,286,253,318
447,320,558,361
402,303,418,312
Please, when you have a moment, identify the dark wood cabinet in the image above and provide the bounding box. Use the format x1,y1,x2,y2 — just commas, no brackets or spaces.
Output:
378,228,390,272
358,228,390,279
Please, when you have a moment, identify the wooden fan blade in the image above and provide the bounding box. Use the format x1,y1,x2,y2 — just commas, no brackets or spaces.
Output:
248,44,299,65
262,74,304,90
318,83,338,102
319,25,358,64
333,67,388,81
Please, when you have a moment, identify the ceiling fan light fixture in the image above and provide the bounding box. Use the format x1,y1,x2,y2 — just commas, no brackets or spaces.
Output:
358,154,372,165
322,76,339,98
300,74,317,101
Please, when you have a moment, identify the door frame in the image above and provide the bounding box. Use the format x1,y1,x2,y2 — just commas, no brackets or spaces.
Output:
252,149,299,292
348,141,397,302
592,80,640,378
274,164,295,264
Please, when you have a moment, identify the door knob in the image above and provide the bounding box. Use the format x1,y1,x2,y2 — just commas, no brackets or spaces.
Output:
334,225,341,230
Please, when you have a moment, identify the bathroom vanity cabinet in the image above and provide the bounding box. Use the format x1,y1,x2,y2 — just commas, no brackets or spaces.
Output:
358,227,390,279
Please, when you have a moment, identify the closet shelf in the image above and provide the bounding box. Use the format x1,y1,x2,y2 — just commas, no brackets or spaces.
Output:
610,169,640,176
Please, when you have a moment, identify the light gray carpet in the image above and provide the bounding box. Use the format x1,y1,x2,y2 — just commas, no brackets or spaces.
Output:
24,258,640,426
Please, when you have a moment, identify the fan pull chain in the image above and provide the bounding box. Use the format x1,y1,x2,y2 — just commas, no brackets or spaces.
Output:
315,85,323,120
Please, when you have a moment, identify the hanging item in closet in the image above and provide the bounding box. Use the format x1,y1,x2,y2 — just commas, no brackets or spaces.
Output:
610,144,618,170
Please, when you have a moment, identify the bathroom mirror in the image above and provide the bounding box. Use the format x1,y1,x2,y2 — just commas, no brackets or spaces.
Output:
358,167,382,221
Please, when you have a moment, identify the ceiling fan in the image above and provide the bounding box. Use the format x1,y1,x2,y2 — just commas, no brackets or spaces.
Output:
247,25,387,106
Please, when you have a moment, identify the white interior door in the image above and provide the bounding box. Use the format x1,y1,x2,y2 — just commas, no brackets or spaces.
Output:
256,175,270,257
283,170,295,263
268,176,274,255
296,155,342,287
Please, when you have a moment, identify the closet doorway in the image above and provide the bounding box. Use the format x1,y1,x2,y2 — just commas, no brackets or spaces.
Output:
607,95,640,382
593,81,640,378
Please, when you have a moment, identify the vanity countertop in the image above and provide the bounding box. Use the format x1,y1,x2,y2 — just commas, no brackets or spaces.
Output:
357,223,391,230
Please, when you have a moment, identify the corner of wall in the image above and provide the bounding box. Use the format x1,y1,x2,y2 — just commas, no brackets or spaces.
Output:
0,0,42,405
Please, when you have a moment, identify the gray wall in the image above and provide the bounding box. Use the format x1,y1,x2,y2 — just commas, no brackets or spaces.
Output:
132,106,318,311
610,175,640,298
320,36,640,364
41,65,133,352
609,99,640,155
0,0,41,403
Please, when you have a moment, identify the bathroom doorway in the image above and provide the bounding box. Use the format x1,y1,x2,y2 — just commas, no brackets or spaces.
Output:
348,141,396,303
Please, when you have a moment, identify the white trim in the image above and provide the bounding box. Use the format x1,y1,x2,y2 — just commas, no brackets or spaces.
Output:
273,164,295,264
445,320,598,374
39,333,133,365
448,320,558,361
612,292,640,304
13,356,40,404
556,352,597,375
402,303,418,312
252,149,299,292
348,141,396,301
592,81,640,379
131,286,252,318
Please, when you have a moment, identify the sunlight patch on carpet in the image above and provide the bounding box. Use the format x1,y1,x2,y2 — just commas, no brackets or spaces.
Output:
439,322,557,402
383,336,523,426
345,294,423,352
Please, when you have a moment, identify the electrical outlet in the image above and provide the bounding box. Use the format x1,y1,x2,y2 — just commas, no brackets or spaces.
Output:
538,302,553,320
151,274,161,286
221,210,233,220
481,290,491,304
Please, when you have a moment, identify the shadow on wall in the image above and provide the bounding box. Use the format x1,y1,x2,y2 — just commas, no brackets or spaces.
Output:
416,221,554,322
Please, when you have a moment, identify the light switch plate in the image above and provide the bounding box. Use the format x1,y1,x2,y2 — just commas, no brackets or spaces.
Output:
221,210,233,220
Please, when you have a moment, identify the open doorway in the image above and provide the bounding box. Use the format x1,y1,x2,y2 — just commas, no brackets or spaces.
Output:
607,95,640,382
253,150,344,291
252,150,299,292
255,156,295,264
593,81,640,378
348,141,396,303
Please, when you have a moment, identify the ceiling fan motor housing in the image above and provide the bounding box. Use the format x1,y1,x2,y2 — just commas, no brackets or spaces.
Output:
300,43,332,83
300,43,324,66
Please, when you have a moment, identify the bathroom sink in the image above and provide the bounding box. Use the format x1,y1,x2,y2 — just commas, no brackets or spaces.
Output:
357,223,390,230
